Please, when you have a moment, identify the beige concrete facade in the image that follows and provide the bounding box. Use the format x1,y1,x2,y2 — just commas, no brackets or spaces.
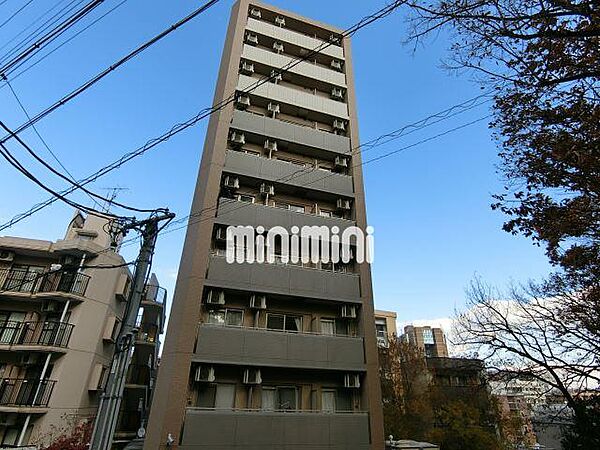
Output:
402,326,449,358
374,310,397,347
0,212,130,446
146,1,384,449
0,212,164,449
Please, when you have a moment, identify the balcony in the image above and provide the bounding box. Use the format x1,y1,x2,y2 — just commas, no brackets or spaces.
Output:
224,150,353,196
194,325,365,371
142,284,166,308
246,17,345,60
0,267,90,298
206,254,360,302
242,44,346,88
125,363,151,386
0,320,74,350
231,110,350,154
135,323,159,345
180,409,370,450
215,198,354,233
0,378,56,409
238,74,349,120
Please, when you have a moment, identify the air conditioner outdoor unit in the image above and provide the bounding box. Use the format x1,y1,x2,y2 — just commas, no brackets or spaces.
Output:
337,198,351,210
229,131,246,146
243,368,262,385
249,294,267,309
275,16,286,26
331,88,345,101
260,183,275,196
223,176,240,189
341,304,357,319
194,365,215,383
205,289,225,306
333,119,346,131
270,70,282,84
264,140,278,152
20,354,40,366
240,60,254,75
0,251,14,262
41,300,60,313
272,42,284,53
249,7,261,18
246,32,259,46
344,373,360,389
267,102,280,114
234,94,251,109
330,59,343,71
334,156,348,169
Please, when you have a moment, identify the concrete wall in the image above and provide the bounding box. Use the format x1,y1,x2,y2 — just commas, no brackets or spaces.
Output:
193,325,365,371
180,409,370,450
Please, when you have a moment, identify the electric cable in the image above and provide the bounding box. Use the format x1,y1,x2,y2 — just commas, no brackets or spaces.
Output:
0,0,35,31
0,0,106,79
0,0,407,232
0,0,127,88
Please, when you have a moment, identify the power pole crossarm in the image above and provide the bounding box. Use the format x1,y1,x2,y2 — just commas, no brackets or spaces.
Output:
90,210,174,450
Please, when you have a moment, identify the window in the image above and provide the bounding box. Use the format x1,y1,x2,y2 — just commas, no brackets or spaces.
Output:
207,309,243,327
322,389,352,412
237,194,255,203
262,386,297,410
376,320,388,347
319,209,332,217
422,328,434,345
321,319,335,335
266,313,301,332
196,383,235,409
320,318,348,336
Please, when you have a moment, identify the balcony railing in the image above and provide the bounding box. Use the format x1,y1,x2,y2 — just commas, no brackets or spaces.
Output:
0,378,56,407
136,323,159,344
0,267,90,297
143,285,166,305
0,321,74,348
126,364,151,385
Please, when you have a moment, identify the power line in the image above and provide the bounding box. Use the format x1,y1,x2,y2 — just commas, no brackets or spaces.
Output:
5,78,104,209
0,0,76,61
0,0,224,143
0,140,115,219
0,0,106,79
0,119,162,214
150,114,492,242
0,0,407,232
0,0,128,88
0,0,35,31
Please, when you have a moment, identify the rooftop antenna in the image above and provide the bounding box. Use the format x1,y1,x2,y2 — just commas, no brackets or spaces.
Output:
100,187,129,213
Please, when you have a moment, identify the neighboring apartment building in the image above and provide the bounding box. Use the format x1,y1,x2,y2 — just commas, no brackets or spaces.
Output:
0,212,164,449
146,1,384,449
402,325,448,357
374,310,397,348
114,274,166,448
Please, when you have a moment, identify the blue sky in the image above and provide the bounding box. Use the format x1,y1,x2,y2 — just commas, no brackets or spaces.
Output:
0,0,551,325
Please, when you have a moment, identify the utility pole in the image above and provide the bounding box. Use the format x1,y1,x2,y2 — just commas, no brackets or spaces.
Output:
90,210,174,450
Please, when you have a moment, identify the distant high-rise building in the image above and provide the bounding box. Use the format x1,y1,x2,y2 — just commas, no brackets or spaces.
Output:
0,212,164,448
146,1,384,448
402,325,449,357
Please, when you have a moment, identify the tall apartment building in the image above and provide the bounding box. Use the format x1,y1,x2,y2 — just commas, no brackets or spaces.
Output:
0,212,164,448
146,1,384,449
402,325,449,358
